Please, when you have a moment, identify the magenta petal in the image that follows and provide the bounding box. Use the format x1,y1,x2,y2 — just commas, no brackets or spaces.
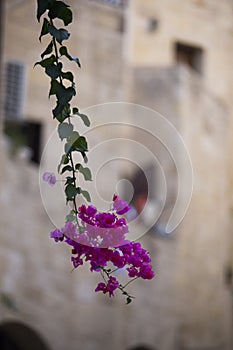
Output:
113,196,131,215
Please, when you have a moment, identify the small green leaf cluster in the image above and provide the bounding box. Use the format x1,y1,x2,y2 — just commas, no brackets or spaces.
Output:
36,0,91,208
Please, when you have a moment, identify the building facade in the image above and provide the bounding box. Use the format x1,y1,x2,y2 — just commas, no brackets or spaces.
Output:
0,0,232,349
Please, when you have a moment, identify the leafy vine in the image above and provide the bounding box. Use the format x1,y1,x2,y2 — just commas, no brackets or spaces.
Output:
36,0,154,304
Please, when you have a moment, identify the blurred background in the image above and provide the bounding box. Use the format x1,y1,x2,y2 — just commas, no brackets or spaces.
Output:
0,0,233,349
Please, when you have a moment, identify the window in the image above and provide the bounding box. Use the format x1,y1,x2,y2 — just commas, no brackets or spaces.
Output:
147,18,159,33
175,42,203,74
124,165,155,214
4,120,42,165
3,61,42,165
3,61,26,120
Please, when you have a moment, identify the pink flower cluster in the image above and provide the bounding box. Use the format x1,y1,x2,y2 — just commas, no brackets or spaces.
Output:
95,276,119,297
76,202,129,248
50,195,154,299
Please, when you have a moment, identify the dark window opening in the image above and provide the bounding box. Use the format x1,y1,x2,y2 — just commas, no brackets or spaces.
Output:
175,42,203,74
147,18,159,33
4,120,42,165
131,167,149,213
224,265,233,288
124,165,155,214
118,14,125,32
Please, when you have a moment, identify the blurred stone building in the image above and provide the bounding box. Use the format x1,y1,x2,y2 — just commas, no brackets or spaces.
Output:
0,0,233,350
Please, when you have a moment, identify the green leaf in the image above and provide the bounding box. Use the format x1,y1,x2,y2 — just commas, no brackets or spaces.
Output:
61,103,71,122
59,7,72,26
65,176,75,185
49,79,60,97
54,103,71,122
73,107,79,114
72,107,90,127
65,184,77,200
82,152,88,163
62,154,69,164
37,0,52,22
73,136,88,152
45,62,62,79
52,102,63,118
67,131,80,145
58,122,73,140
39,18,49,41
61,71,74,82
59,46,81,67
48,1,72,26
58,154,69,173
35,54,56,68
126,297,132,305
78,113,90,127
48,1,69,16
75,164,92,181
64,135,88,154
48,24,70,44
64,142,71,154
61,165,73,174
79,189,91,202
41,40,53,59
56,84,75,105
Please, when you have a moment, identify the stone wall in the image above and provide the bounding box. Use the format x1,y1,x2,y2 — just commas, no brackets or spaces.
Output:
0,1,232,350
127,64,232,348
126,0,233,103
176,67,232,349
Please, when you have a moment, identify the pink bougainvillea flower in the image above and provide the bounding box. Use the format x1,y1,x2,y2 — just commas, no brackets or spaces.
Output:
113,194,131,215
42,172,56,186
50,196,155,301
95,276,119,297
50,229,64,242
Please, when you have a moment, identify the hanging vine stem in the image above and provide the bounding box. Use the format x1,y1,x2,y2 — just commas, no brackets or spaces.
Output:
101,267,136,302
37,0,155,304
50,18,81,226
